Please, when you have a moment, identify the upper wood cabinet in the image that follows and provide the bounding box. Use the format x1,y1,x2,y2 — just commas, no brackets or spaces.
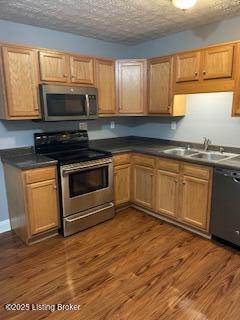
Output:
39,51,69,82
95,58,116,114
116,60,147,114
175,52,201,82
70,55,94,84
148,56,186,116
148,57,172,114
202,45,234,80
174,44,236,95
0,45,40,119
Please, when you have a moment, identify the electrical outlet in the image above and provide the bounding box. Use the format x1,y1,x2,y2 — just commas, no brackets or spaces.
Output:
171,121,177,130
79,122,87,130
110,121,115,129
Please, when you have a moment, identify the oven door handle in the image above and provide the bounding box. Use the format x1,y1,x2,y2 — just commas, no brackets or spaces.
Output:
65,202,114,222
62,163,111,175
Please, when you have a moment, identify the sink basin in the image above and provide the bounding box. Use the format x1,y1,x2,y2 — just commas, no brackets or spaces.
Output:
190,152,230,161
163,148,199,157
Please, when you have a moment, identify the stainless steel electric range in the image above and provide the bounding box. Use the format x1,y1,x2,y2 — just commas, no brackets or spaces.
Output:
34,130,114,237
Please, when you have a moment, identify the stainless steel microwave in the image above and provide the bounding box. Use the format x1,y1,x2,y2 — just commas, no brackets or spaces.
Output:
40,84,98,121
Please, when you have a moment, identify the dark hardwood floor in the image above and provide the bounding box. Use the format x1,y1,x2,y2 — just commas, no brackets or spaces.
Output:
0,208,240,320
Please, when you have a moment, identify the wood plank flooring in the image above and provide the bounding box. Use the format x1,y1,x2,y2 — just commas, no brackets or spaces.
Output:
0,208,240,320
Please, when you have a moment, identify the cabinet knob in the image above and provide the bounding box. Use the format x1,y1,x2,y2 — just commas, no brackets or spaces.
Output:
194,71,198,76
53,185,57,190
182,181,186,185
203,70,206,75
235,230,240,236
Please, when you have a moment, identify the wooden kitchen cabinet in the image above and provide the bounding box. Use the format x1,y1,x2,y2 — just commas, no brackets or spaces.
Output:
95,58,116,114
116,60,147,114
113,153,130,206
0,45,40,119
132,165,155,209
70,55,94,84
174,44,236,94
3,164,59,244
148,56,186,116
155,169,179,219
175,51,201,83
26,179,59,236
114,164,130,206
155,158,212,232
39,50,69,82
179,175,210,230
202,45,234,80
131,154,155,209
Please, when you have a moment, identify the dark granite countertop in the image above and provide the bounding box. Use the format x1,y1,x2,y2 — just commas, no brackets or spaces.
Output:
2,136,240,170
0,147,57,169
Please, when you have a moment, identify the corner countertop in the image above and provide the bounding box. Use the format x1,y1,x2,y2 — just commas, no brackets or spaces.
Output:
1,136,240,171
0,147,57,169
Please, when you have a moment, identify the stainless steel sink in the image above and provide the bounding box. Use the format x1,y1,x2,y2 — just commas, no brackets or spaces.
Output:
163,147,238,162
189,153,229,161
163,148,199,157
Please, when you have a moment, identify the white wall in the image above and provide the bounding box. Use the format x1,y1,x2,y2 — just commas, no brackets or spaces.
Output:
133,92,240,147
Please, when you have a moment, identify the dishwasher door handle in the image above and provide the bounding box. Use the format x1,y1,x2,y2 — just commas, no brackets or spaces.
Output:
233,177,240,183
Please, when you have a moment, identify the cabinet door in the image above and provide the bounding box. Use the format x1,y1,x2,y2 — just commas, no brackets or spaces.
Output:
95,59,116,114
114,164,130,205
175,52,201,82
149,58,171,114
26,179,59,236
156,170,178,218
202,45,234,80
179,175,209,230
132,165,154,209
117,60,146,114
2,46,40,118
70,56,94,84
39,51,69,82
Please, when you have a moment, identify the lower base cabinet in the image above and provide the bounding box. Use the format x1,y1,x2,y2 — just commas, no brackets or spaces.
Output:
114,153,212,233
155,169,179,218
3,164,59,244
114,164,130,205
179,174,210,230
26,178,59,236
132,165,155,209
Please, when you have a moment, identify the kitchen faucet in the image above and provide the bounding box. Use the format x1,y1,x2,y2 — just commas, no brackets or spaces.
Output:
203,137,211,152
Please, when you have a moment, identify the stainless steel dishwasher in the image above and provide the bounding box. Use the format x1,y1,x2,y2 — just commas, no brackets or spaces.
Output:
210,167,240,246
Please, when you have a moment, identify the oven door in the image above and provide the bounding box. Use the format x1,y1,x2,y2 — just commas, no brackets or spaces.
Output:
60,159,113,216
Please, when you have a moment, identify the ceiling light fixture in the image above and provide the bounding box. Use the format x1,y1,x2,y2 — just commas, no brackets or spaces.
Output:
172,0,198,10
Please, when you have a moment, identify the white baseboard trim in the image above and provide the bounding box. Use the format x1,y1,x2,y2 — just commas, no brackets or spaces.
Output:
0,219,11,233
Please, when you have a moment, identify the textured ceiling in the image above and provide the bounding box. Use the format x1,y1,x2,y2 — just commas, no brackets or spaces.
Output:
0,0,240,44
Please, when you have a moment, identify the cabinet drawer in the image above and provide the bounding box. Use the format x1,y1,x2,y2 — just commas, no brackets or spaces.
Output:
157,158,180,173
182,163,211,180
113,153,130,166
131,154,155,168
24,166,56,184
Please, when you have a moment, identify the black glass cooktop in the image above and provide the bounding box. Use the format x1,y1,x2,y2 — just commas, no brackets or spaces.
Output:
46,148,111,165
34,130,111,165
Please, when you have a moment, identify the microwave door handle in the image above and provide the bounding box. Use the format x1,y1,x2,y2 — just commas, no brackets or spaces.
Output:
86,94,90,116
